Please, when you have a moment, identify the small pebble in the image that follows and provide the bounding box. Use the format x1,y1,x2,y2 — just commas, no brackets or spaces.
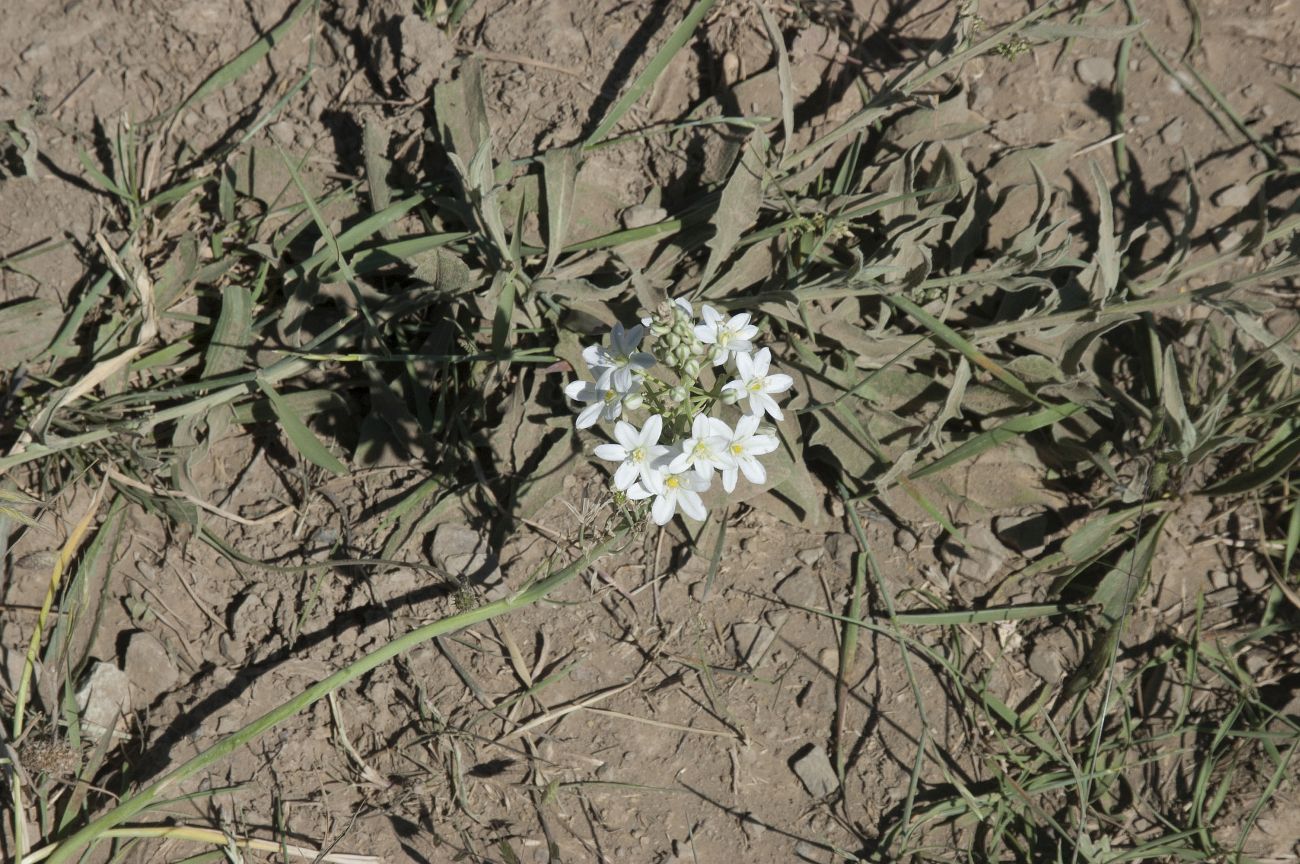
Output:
1213,183,1252,209
796,547,823,566
1077,57,1115,87
1160,117,1185,146
818,647,838,669
895,530,918,552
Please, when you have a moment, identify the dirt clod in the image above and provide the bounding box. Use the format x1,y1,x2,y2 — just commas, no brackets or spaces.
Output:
123,631,178,706
791,744,839,798
75,662,131,735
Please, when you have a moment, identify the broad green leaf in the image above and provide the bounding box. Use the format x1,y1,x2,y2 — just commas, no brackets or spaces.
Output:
699,129,768,290
256,378,348,475
0,298,63,369
541,145,580,274
203,286,252,379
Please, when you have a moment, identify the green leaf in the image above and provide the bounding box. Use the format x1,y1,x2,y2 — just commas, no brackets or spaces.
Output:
699,130,768,290
541,145,580,275
1200,432,1300,497
255,377,348,475
583,0,719,147
0,298,63,369
203,286,252,379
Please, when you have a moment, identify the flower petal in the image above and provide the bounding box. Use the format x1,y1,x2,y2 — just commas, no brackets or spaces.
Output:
751,347,771,376
735,414,761,437
613,420,639,450
734,350,754,379
564,379,592,401
593,443,627,462
676,489,707,521
613,460,639,490
651,494,675,526
627,481,654,501
740,457,766,485
701,304,721,326
641,414,663,446
765,373,794,394
576,402,603,428
721,467,738,494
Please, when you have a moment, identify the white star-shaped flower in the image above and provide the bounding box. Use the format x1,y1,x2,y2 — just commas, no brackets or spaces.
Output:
694,304,758,366
583,323,655,392
564,378,636,429
722,347,793,421
592,415,668,491
720,414,779,493
628,464,710,526
667,414,735,479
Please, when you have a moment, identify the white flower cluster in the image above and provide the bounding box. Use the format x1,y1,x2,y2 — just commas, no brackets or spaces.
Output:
563,299,793,526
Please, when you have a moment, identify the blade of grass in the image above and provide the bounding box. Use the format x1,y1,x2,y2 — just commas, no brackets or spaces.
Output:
583,0,719,147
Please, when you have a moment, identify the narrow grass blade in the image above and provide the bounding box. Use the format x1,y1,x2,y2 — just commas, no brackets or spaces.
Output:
583,0,719,147
167,0,315,120
255,377,348,475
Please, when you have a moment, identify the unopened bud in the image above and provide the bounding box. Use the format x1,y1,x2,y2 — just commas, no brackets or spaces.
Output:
721,387,743,405
671,319,694,341
672,344,692,366
707,344,726,366
662,332,681,352
669,384,690,403
649,320,671,336
681,358,701,379
622,393,644,411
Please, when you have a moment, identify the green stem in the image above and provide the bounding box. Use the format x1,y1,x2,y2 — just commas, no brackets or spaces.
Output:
36,529,626,864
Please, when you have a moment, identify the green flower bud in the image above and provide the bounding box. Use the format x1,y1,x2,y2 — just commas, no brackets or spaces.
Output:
662,332,681,352
721,387,743,405
669,384,689,403
682,357,701,379
623,393,644,411
707,344,726,366
672,344,692,366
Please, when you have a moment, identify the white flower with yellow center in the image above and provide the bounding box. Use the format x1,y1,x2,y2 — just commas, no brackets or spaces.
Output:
694,304,758,367
668,414,735,479
593,415,667,491
720,415,779,493
583,323,655,392
627,464,710,526
722,347,794,421
564,377,637,429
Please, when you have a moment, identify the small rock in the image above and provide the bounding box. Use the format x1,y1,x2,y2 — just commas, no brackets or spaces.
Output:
432,523,496,583
732,623,776,668
796,547,823,567
1076,57,1115,87
123,631,178,705
75,662,131,734
1240,564,1269,591
1160,117,1185,146
621,203,667,229
1213,183,1252,209
895,529,918,552
1,647,39,694
817,647,838,669
994,513,1049,555
1027,644,1063,684
824,532,854,566
791,744,839,797
1213,229,1243,252
1210,570,1231,590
